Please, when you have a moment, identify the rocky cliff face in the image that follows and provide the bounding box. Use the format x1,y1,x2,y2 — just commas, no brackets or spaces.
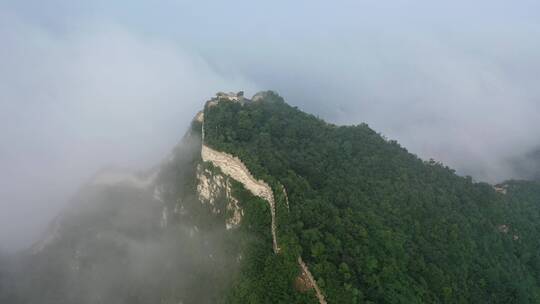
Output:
196,163,243,230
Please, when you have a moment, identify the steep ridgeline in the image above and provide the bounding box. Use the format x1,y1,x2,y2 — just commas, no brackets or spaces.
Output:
200,101,279,253
2,93,322,304
201,143,281,253
198,93,326,304
203,91,540,303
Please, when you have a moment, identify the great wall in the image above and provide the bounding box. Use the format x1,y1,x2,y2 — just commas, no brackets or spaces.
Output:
196,92,326,303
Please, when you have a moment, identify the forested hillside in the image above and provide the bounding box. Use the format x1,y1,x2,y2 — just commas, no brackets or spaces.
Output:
204,91,540,303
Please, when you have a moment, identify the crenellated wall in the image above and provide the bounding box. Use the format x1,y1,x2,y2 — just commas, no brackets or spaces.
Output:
197,93,327,303
201,144,280,253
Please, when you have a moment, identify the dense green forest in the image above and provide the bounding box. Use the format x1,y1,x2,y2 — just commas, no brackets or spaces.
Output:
204,92,540,303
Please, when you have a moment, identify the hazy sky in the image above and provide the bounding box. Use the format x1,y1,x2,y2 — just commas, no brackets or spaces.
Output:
1,0,539,250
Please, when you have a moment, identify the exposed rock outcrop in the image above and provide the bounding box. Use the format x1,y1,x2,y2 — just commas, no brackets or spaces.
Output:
196,163,244,229
196,164,226,212
225,179,243,229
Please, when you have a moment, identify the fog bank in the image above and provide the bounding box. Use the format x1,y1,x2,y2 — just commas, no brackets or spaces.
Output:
1,1,540,250
0,14,255,251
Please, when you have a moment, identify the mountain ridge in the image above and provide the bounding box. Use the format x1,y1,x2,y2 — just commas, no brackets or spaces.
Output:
201,91,540,303
2,91,540,303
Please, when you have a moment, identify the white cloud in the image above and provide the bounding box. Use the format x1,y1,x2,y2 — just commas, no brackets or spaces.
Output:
0,15,256,251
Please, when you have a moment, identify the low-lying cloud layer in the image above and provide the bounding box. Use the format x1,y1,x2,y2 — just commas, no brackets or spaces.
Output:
1,1,540,250
0,14,255,251
241,28,540,182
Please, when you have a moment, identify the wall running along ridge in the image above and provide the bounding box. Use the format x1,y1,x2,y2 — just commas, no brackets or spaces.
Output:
298,257,328,304
201,144,280,253
198,94,325,304
199,103,279,252
282,185,327,304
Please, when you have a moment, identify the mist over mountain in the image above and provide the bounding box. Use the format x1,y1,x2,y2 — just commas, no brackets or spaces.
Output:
509,148,540,182
2,92,540,303
1,2,540,303
2,1,540,251
1,125,239,304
